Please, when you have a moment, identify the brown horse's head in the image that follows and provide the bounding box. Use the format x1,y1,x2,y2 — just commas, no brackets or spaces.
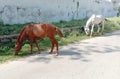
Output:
14,27,26,55
15,41,22,55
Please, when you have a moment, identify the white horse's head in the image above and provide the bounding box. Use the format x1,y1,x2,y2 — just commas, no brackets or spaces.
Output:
84,26,90,35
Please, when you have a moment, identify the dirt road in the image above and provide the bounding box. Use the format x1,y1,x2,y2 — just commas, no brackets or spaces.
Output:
0,31,120,79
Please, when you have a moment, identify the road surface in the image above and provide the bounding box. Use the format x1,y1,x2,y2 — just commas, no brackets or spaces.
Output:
0,31,120,79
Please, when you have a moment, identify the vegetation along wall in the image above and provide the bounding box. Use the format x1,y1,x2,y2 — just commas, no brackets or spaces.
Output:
0,0,120,24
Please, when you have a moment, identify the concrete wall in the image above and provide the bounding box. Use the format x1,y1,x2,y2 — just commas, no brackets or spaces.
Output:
0,0,119,24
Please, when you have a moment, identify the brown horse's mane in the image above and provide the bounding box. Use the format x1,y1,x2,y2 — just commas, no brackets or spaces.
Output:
17,27,26,43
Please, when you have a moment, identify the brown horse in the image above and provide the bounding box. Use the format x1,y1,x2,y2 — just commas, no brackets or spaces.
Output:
15,23,63,56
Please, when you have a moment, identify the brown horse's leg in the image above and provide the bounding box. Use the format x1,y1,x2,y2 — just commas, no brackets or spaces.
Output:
49,38,59,56
49,38,55,54
55,40,59,56
30,38,33,54
54,39,59,56
34,39,40,54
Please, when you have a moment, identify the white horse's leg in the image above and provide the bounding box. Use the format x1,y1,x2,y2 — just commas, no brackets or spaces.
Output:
97,25,100,33
101,21,104,34
90,24,95,38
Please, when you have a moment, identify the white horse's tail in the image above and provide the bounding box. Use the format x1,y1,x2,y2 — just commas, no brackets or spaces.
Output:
105,18,110,22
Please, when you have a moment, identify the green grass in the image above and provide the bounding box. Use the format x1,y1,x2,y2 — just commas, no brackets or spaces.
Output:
0,17,120,63
53,19,87,28
104,17,120,33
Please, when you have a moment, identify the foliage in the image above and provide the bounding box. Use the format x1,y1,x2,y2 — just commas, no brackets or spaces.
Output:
0,24,26,35
104,17,120,33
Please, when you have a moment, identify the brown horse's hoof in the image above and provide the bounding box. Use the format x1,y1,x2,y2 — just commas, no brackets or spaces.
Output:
30,53,33,55
56,52,59,56
37,52,41,54
14,53,18,55
49,52,53,54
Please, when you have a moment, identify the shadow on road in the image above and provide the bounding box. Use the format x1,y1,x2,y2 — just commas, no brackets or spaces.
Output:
27,41,120,63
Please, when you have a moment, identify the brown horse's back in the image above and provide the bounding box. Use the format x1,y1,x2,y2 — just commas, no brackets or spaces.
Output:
44,24,58,38
25,24,47,38
26,23,63,39
43,24,63,38
32,24,47,38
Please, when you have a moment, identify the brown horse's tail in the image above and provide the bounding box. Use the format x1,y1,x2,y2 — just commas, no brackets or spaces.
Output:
56,27,64,38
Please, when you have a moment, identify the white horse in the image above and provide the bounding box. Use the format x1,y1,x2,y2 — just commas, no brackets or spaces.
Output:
84,14,106,37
